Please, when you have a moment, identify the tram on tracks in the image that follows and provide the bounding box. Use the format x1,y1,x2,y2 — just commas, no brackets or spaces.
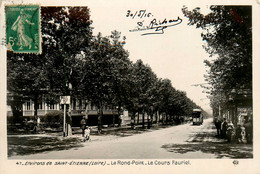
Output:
192,108,203,125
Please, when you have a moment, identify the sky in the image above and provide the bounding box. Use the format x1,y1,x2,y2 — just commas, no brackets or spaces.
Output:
0,0,213,114
87,1,212,114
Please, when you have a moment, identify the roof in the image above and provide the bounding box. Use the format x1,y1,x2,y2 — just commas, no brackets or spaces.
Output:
193,109,202,112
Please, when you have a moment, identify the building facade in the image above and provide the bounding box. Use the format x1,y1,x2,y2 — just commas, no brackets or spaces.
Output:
7,96,130,127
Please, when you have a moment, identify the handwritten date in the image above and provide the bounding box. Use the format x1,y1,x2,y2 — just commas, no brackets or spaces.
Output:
126,10,153,19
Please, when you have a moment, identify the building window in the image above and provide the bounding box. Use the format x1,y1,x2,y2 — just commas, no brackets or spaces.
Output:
83,100,86,110
78,99,82,110
26,101,31,110
39,102,43,110
73,99,76,110
86,102,90,110
50,104,55,110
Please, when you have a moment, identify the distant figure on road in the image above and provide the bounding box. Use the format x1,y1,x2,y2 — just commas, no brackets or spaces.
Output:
226,120,235,142
23,118,28,130
118,114,122,127
221,118,228,138
80,117,86,137
244,117,253,144
84,126,91,142
214,118,222,137
236,124,246,143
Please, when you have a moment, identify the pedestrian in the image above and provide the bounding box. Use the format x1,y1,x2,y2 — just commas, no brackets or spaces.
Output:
236,124,246,143
37,116,41,127
236,124,242,143
215,118,222,137
244,117,253,143
221,118,228,138
84,126,91,142
80,117,86,137
23,118,28,131
118,114,122,127
226,120,235,142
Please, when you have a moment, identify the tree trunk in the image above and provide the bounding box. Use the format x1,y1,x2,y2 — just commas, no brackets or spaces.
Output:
131,111,135,129
112,113,115,127
149,110,153,128
156,111,159,125
165,113,169,124
98,107,102,134
147,113,151,129
158,112,161,124
164,113,167,124
137,112,139,124
112,106,115,127
33,94,39,132
117,103,121,127
142,112,145,129
10,102,23,124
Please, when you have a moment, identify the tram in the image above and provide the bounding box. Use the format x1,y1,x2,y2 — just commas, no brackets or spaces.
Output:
192,109,203,125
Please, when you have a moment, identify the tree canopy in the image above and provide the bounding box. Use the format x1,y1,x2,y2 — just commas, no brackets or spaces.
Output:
8,7,203,129
7,7,93,124
182,6,252,112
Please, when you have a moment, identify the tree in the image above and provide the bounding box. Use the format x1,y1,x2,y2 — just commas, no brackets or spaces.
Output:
7,52,50,130
41,7,92,97
7,7,93,133
149,78,163,124
108,31,130,126
182,6,252,111
130,60,157,128
82,32,122,132
123,62,139,129
7,92,23,124
157,79,174,124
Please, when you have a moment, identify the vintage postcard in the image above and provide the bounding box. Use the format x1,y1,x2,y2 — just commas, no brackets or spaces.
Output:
0,0,259,173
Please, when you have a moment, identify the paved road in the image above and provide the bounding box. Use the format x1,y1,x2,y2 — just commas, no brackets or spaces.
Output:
10,119,252,159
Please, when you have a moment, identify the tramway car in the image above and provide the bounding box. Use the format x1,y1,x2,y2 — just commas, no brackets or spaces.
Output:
192,109,203,125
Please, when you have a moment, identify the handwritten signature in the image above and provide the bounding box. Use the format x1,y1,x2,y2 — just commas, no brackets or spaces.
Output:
129,17,183,35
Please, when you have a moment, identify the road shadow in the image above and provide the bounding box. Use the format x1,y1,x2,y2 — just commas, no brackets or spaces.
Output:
161,142,253,158
161,126,253,159
8,136,84,157
92,124,178,137
8,123,186,157
99,127,153,137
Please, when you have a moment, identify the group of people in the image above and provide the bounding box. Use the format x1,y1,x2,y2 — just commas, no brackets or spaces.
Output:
80,117,91,142
214,117,252,143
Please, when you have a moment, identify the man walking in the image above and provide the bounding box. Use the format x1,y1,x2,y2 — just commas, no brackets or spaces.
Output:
80,117,86,137
221,118,228,138
215,118,222,137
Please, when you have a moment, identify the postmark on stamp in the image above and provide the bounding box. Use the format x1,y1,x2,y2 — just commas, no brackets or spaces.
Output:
5,5,41,54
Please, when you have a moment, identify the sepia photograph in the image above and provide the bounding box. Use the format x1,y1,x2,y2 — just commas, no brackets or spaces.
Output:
5,4,253,159
1,0,259,173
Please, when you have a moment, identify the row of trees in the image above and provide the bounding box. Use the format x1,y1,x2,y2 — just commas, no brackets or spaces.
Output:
7,7,202,132
182,6,252,117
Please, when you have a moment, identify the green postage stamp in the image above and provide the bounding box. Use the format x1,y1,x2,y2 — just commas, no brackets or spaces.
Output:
5,5,41,54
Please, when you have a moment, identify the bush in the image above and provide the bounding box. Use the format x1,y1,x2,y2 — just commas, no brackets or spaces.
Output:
43,110,63,128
